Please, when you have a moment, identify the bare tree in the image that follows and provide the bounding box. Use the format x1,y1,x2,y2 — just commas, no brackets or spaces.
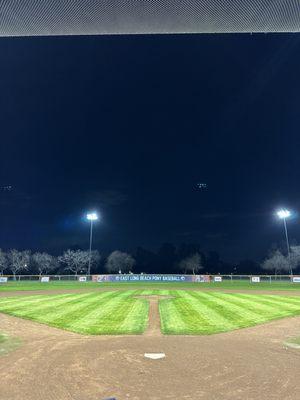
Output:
0,249,7,275
88,250,101,273
290,246,300,272
179,253,203,275
105,251,135,274
7,250,30,280
32,252,57,276
261,249,290,275
58,250,90,276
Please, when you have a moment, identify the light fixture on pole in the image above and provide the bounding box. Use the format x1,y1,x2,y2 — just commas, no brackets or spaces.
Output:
276,209,292,275
86,212,98,278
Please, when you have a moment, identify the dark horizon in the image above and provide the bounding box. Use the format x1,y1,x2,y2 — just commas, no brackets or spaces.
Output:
1,34,300,263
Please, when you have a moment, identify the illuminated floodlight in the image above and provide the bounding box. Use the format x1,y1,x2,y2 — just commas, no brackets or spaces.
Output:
86,211,99,276
276,208,293,275
277,209,291,219
86,212,98,221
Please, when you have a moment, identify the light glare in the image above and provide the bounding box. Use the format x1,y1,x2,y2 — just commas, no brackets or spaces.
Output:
86,212,98,221
277,209,291,219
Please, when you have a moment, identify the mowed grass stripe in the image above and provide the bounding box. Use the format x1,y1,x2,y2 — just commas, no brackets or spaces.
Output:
0,293,113,327
35,292,118,327
203,291,300,328
68,291,138,333
159,290,219,334
118,299,149,334
187,292,260,328
216,293,300,317
0,293,94,319
0,293,75,309
203,292,281,324
176,291,236,331
91,293,145,334
2,289,300,335
4,292,98,313
206,292,300,326
235,293,300,309
159,298,188,334
0,291,149,335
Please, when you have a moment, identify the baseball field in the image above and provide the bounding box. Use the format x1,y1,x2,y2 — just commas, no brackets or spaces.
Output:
1,280,300,399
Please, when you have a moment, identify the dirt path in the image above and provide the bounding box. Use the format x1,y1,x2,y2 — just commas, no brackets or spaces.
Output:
135,295,173,337
1,312,300,400
144,297,162,337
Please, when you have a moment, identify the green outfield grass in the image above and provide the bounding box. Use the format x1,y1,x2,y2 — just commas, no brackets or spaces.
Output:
0,291,149,334
1,279,300,292
1,289,300,335
159,291,300,334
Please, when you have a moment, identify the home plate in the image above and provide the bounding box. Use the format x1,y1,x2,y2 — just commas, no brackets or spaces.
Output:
144,353,166,359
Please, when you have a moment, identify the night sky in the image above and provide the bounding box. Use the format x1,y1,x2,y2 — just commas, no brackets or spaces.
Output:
1,34,300,262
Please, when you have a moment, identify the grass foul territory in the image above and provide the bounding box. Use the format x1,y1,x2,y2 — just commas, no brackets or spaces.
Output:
1,290,300,335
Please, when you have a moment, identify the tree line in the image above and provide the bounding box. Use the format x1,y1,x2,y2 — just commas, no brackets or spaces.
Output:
0,246,204,277
0,242,299,277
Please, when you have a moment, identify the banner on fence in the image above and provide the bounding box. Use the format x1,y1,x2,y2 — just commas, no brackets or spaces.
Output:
92,274,210,283
251,276,260,283
0,277,8,283
40,276,50,282
78,276,87,282
214,276,222,282
292,276,300,283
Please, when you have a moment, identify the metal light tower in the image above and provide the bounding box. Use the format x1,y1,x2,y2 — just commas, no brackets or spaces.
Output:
277,209,292,275
86,212,98,278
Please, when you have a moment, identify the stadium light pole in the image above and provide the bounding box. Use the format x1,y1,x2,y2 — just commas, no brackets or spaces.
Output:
276,209,292,276
86,212,98,278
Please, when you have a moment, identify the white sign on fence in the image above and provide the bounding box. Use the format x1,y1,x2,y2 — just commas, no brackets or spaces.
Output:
41,276,50,283
0,277,8,283
78,276,87,282
251,276,260,283
292,277,300,283
214,276,222,282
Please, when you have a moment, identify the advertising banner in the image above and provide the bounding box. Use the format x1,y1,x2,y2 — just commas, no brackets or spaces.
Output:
292,277,300,283
92,275,110,282
214,276,222,282
92,274,210,283
251,276,260,283
0,277,8,283
192,275,211,282
78,276,87,282
40,277,50,283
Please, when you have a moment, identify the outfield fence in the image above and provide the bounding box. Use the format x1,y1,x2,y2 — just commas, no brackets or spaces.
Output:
0,274,299,284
